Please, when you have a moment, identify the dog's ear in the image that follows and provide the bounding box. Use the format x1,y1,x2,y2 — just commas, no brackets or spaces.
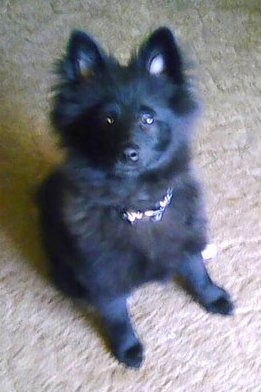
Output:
137,27,184,84
63,30,107,81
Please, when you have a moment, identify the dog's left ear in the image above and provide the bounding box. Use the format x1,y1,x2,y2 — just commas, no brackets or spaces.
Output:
137,27,184,84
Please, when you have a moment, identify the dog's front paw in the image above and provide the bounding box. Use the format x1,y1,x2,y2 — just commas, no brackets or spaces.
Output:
201,285,234,316
113,339,143,369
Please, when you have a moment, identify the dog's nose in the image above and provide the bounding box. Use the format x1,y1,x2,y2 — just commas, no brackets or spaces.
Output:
123,146,139,163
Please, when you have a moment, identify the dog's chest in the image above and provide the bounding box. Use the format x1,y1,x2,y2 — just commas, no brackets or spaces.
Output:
119,213,185,282
128,206,186,258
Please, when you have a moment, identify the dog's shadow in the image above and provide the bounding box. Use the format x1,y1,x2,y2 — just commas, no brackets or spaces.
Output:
0,107,112,352
0,106,61,279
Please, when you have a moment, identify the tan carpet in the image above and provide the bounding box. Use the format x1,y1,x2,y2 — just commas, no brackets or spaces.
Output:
0,1,260,391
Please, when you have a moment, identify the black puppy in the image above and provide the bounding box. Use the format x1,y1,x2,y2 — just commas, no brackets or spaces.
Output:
37,27,234,368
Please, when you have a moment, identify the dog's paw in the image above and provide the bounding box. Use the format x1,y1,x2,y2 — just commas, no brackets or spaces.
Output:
202,285,234,316
114,340,143,369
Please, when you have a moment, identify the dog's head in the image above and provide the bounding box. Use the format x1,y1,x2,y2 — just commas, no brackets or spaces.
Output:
52,27,198,177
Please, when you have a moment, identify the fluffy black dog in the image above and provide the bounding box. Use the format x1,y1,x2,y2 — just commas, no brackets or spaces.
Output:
37,27,234,368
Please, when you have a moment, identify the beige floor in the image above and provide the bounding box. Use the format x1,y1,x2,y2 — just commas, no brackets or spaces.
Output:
0,1,260,391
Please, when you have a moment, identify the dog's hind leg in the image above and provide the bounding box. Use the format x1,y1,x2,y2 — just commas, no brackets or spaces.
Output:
178,253,234,315
94,295,143,368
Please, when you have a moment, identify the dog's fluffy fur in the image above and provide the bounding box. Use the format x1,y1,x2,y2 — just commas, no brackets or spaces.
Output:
37,27,233,368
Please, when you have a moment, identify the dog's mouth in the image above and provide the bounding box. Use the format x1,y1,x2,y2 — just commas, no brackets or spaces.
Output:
114,163,141,178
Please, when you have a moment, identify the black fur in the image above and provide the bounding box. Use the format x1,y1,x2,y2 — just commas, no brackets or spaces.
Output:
37,27,234,368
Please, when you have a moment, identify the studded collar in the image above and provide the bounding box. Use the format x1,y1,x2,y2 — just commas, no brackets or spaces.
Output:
120,188,173,224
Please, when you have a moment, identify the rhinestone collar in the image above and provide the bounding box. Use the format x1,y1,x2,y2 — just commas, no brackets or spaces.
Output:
120,188,173,224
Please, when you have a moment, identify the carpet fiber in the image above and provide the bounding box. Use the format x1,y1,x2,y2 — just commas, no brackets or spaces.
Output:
0,1,260,391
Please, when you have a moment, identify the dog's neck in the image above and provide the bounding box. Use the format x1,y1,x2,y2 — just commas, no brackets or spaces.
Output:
119,188,173,224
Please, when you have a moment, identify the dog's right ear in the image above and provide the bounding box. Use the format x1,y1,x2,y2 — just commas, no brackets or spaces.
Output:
63,31,107,82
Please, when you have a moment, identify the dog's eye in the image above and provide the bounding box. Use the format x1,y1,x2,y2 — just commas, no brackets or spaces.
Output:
141,113,154,125
106,116,115,125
